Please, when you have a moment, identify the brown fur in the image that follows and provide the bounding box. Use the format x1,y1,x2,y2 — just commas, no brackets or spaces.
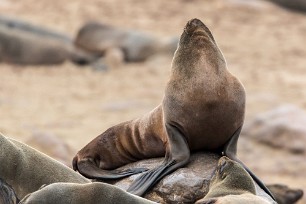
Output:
73,18,246,196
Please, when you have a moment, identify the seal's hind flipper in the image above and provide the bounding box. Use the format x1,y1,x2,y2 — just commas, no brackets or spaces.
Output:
223,126,276,201
76,159,148,180
127,123,190,196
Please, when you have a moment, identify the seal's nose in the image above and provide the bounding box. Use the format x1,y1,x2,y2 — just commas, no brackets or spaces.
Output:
185,18,205,33
189,18,204,27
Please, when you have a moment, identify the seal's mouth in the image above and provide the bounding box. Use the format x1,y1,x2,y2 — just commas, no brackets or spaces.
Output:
184,18,215,42
185,18,205,34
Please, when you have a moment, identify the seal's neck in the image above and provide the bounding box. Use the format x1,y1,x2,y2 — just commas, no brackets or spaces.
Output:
170,42,227,78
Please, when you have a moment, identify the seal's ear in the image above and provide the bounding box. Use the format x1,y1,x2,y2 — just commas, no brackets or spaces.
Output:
195,198,217,204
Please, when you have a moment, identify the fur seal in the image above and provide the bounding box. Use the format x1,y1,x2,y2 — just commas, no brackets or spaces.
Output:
0,16,97,66
74,22,178,63
0,15,71,44
19,182,156,204
195,156,272,204
0,178,19,204
0,133,89,199
73,18,274,199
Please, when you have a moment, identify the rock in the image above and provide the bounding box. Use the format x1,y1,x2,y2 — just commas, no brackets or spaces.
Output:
242,104,306,154
267,184,304,204
25,131,75,167
99,152,277,204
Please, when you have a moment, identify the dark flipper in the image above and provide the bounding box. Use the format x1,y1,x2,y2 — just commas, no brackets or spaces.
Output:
75,159,148,180
127,123,190,196
223,126,276,201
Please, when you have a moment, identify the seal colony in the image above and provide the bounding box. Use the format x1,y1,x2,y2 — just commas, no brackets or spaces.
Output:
73,18,275,199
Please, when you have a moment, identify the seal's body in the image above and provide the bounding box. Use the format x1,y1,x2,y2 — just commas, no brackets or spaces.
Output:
0,134,89,199
73,19,274,199
163,20,245,151
0,16,97,66
19,182,156,204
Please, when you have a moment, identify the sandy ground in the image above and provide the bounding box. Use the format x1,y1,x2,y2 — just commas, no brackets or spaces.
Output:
1,0,306,203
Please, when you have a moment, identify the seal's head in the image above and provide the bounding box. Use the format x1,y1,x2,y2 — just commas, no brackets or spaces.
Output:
205,156,256,199
181,18,216,45
172,18,226,75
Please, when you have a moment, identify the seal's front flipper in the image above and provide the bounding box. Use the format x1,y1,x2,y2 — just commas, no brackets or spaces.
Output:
75,159,148,180
127,161,172,196
127,123,190,196
223,126,276,201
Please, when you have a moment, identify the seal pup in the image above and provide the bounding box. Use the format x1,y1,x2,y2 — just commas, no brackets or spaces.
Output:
73,18,274,199
19,182,156,204
0,133,89,199
0,178,19,204
195,156,272,204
